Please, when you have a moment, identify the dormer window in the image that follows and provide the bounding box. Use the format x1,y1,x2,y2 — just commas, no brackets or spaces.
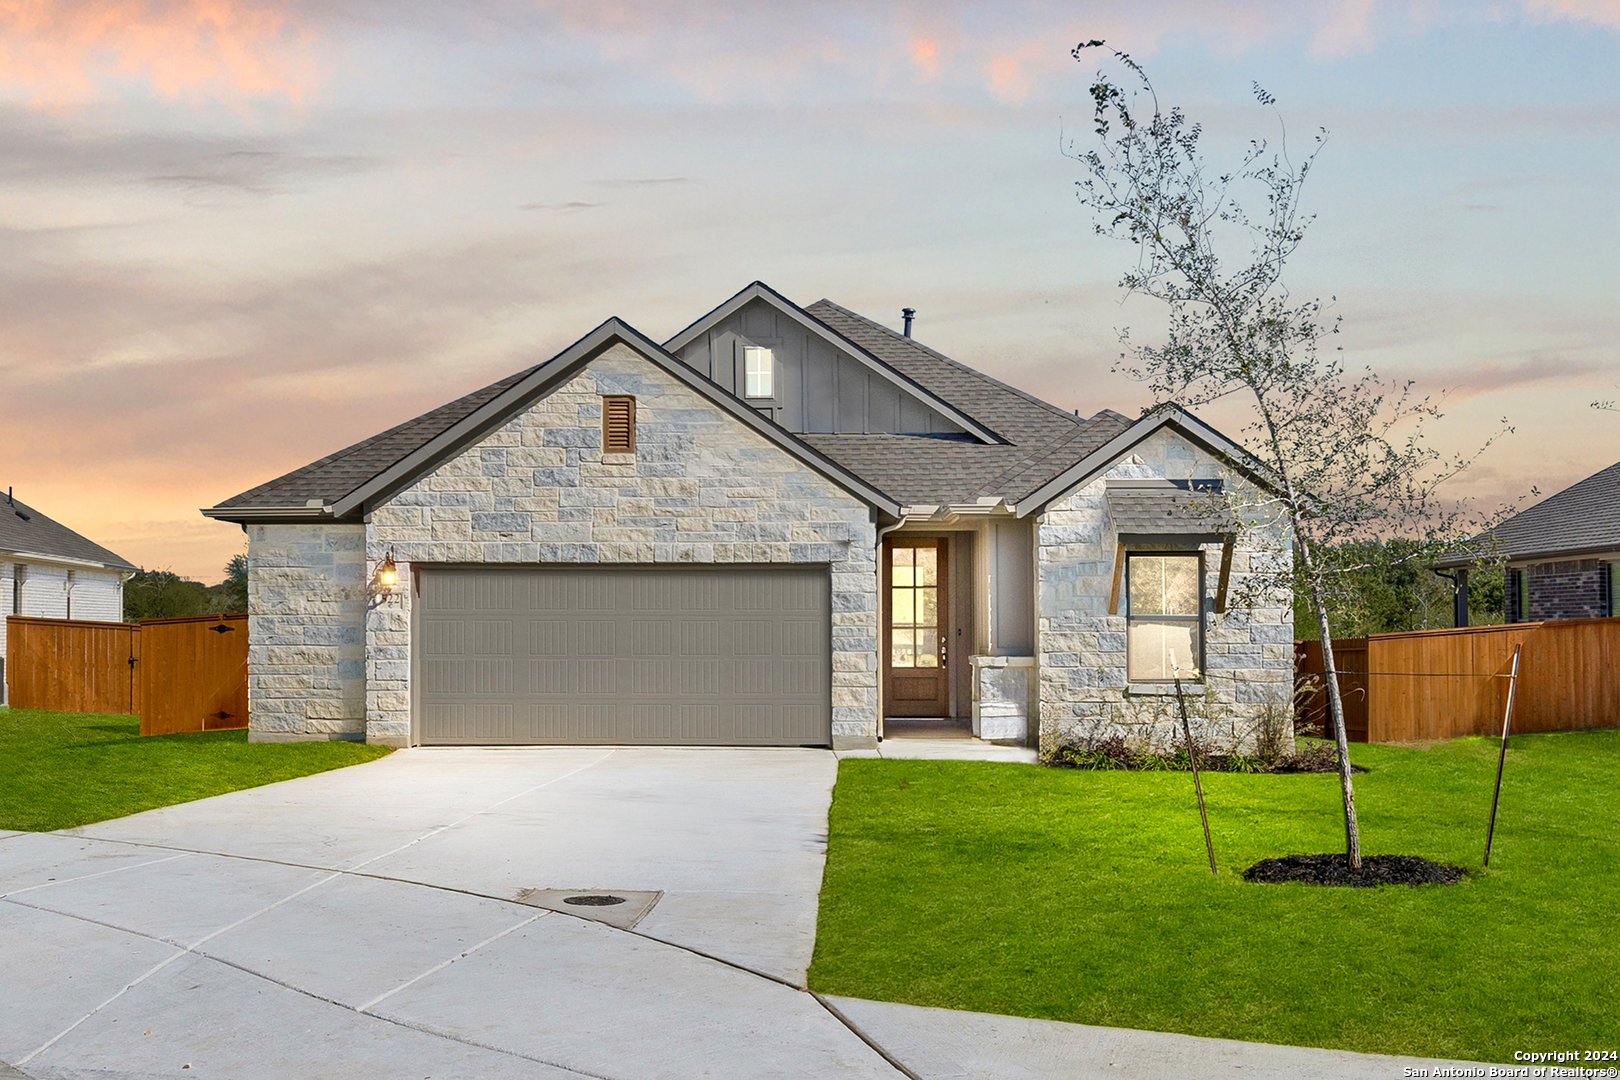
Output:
743,346,774,399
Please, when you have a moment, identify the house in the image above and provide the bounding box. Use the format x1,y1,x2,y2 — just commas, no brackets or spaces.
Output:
1438,458,1620,624
203,283,1293,751
1,489,137,704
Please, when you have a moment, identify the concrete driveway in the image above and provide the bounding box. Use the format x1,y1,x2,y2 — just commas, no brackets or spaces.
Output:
0,747,1496,1079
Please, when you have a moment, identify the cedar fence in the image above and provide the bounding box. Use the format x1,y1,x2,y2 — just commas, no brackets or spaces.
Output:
1295,618,1620,743
5,613,248,736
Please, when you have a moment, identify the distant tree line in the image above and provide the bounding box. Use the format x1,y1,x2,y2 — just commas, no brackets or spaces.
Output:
1292,540,1503,640
123,554,248,621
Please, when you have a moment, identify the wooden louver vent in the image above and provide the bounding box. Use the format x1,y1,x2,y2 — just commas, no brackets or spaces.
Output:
602,395,636,453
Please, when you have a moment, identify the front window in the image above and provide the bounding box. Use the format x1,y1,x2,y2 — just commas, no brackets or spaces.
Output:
743,346,774,399
890,544,939,668
1126,552,1203,681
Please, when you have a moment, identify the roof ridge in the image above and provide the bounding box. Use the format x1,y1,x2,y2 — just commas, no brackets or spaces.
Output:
806,299,1088,430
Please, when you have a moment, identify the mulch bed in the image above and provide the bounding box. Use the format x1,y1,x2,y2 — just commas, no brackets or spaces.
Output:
1243,853,1465,888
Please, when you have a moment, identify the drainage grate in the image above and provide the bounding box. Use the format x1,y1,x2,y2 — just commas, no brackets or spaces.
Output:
562,894,626,907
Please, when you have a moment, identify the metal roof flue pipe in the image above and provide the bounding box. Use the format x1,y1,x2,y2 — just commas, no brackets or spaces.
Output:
902,307,915,338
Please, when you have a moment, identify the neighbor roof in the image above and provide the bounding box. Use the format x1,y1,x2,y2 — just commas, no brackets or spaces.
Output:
1441,459,1620,565
0,493,136,571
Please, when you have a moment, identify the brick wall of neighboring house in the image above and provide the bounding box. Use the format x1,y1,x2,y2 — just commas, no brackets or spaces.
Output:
1034,427,1294,756
1510,559,1612,622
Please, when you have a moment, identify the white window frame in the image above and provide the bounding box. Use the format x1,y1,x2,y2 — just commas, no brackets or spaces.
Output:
743,346,774,400
1124,551,1205,683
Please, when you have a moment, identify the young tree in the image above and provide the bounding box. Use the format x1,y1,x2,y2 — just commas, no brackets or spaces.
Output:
1070,44,1502,866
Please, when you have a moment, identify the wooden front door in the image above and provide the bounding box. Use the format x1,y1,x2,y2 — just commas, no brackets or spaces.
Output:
884,537,948,717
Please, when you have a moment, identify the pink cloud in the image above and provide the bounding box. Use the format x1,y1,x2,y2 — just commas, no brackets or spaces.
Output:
1518,0,1620,27
0,0,318,107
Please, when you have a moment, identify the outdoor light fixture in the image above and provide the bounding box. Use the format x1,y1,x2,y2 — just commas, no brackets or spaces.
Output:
367,549,401,610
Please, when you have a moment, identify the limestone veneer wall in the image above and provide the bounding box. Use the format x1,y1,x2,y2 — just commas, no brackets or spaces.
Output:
245,523,367,741
363,343,879,747
1035,428,1293,754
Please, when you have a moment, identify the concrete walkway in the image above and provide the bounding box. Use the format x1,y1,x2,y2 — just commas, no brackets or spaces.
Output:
0,747,1494,1079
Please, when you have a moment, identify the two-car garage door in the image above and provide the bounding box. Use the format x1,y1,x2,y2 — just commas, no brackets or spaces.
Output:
415,565,832,746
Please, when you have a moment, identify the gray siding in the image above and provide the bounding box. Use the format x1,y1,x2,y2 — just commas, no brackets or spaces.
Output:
675,298,967,436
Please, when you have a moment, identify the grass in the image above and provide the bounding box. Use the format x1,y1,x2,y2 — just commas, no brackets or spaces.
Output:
808,731,1620,1063
0,707,391,832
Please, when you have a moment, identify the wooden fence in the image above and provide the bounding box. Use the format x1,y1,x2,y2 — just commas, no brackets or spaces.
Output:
3,616,140,715
1296,618,1620,742
5,613,248,735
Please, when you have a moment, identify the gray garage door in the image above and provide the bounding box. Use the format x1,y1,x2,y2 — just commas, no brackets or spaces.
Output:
415,565,831,746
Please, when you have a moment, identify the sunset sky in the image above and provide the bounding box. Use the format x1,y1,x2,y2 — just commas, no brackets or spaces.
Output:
2,1,1617,582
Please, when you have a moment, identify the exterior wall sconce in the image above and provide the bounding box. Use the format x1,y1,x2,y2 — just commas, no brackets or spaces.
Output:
367,549,401,610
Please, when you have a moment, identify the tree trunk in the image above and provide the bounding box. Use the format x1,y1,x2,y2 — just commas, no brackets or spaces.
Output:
1307,575,1362,868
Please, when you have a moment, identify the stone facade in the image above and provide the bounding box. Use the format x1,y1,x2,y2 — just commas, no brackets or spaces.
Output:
244,523,367,741
1034,428,1293,754
361,342,880,747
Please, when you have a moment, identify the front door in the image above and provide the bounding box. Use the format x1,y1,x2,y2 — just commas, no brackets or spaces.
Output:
884,537,948,717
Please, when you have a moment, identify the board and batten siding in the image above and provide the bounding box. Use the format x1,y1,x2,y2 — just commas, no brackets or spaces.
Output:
674,297,966,436
362,341,880,748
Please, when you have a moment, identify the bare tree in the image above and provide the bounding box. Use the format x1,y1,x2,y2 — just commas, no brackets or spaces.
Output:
1069,43,1504,867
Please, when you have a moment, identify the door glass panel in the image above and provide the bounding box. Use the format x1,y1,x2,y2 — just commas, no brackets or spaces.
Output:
915,628,938,668
891,628,915,667
889,541,943,670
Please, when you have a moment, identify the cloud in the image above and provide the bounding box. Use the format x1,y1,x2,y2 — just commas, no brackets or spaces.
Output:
0,0,319,108
1518,0,1620,28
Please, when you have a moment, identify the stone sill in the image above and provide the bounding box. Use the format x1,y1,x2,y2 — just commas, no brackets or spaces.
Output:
969,655,1036,668
599,453,636,466
1126,683,1204,697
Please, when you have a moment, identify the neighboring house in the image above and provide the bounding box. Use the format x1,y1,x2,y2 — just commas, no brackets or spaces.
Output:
1439,459,1620,624
0,489,137,704
204,282,1292,751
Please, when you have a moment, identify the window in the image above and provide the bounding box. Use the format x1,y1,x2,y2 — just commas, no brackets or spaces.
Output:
65,569,74,620
743,346,774,399
1610,563,1619,618
11,565,23,616
602,395,635,453
889,544,940,668
1126,552,1203,681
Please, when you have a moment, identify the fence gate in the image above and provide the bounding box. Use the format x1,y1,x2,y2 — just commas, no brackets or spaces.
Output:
5,613,247,734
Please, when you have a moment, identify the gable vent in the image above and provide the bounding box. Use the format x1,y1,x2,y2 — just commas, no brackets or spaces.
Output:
602,395,636,453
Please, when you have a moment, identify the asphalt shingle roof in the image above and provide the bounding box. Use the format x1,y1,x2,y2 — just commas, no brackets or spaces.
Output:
211,294,1138,516
215,367,540,512
0,493,136,570
801,300,1132,504
1107,490,1236,534
1476,459,1620,560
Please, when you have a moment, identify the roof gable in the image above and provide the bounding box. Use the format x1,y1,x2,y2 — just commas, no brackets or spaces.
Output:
0,493,136,571
663,282,1002,443
206,318,901,522
1012,407,1277,517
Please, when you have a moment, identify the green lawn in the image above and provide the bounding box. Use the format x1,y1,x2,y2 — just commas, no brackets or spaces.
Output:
0,707,391,832
809,731,1620,1063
